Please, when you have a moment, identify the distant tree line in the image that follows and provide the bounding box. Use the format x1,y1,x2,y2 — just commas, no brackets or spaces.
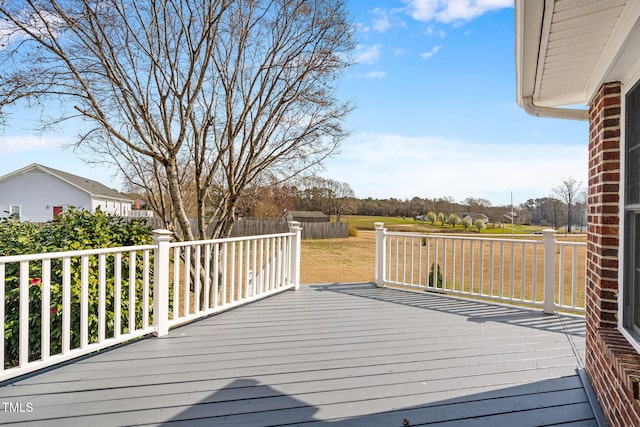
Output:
518,197,587,231
519,179,586,231
517,179,586,231
131,176,587,230
351,196,505,221
236,182,513,224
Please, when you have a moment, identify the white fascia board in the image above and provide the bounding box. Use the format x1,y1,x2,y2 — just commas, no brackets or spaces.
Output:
0,163,97,199
0,163,40,184
0,163,132,203
515,0,544,108
96,194,134,203
533,92,588,108
41,169,132,203
515,0,589,121
585,1,640,105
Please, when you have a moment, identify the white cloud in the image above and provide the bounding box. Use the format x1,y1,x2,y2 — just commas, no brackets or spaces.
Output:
404,0,439,22
364,71,386,79
421,45,442,59
367,7,408,33
0,135,66,154
324,132,587,205
0,20,16,49
353,22,370,33
371,8,392,33
426,26,447,38
355,44,382,65
403,0,512,24
347,71,387,79
0,11,65,50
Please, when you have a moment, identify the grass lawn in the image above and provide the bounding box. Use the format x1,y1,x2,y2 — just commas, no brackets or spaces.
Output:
301,219,586,287
339,215,545,235
301,230,376,284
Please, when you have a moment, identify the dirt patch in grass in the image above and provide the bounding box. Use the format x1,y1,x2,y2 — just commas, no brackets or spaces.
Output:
300,231,376,284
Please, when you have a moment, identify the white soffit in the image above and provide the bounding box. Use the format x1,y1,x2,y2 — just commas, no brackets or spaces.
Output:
534,0,631,107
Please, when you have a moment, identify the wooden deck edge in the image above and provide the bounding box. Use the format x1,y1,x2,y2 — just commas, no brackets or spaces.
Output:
577,367,609,427
0,333,152,387
381,282,587,318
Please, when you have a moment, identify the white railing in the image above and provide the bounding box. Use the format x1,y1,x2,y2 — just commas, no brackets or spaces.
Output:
374,222,586,314
163,230,301,330
0,222,302,381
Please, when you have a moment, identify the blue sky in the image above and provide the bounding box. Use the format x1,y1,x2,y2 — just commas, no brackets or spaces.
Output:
0,0,589,207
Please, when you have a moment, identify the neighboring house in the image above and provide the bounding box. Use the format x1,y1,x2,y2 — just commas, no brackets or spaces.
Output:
516,1,640,425
502,211,517,223
0,163,133,222
282,210,328,223
458,213,489,224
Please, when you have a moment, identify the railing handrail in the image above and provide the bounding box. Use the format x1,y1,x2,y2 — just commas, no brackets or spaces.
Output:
556,240,586,247
382,230,541,244
0,244,157,263
0,222,303,382
382,229,587,247
168,231,296,248
375,223,586,315
0,231,302,264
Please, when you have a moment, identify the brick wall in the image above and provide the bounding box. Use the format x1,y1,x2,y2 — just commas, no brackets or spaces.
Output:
586,81,640,426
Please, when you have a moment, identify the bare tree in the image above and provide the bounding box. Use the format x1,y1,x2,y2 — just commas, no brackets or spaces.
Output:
0,0,354,240
293,175,331,213
292,176,354,220
242,177,296,218
552,178,583,233
323,178,354,221
463,197,492,208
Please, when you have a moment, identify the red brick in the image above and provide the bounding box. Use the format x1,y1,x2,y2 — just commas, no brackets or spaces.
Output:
586,82,633,427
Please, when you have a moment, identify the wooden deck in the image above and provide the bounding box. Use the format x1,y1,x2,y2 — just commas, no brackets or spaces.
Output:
0,283,604,426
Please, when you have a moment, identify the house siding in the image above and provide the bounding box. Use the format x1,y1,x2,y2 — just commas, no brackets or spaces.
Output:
283,211,329,222
586,82,640,426
91,199,131,217
0,170,92,222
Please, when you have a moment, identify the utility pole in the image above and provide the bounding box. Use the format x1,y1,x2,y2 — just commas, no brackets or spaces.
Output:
511,192,514,239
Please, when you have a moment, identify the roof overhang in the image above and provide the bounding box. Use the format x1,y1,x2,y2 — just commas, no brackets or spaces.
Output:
515,0,640,121
0,163,133,203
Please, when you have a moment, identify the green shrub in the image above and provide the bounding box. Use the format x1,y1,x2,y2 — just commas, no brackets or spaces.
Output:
428,263,443,288
348,225,358,237
1,208,153,368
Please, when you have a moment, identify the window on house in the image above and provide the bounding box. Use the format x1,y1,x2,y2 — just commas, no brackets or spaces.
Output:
9,205,21,219
623,80,640,339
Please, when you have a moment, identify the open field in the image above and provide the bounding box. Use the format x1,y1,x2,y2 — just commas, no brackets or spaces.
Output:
340,215,564,235
301,231,376,284
300,228,587,311
383,233,586,310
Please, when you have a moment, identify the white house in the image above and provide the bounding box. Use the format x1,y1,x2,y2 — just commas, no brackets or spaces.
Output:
0,163,133,222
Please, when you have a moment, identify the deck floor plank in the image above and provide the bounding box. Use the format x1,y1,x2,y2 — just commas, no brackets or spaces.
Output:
0,283,600,426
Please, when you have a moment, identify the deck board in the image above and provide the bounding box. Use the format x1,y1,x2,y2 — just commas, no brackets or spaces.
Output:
0,283,601,426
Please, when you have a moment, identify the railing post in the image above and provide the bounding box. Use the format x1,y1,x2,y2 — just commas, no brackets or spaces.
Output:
152,229,173,336
288,221,302,290
542,228,556,314
375,222,386,287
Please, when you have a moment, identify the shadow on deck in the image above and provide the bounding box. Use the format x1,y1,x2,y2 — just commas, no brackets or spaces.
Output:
0,283,604,426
